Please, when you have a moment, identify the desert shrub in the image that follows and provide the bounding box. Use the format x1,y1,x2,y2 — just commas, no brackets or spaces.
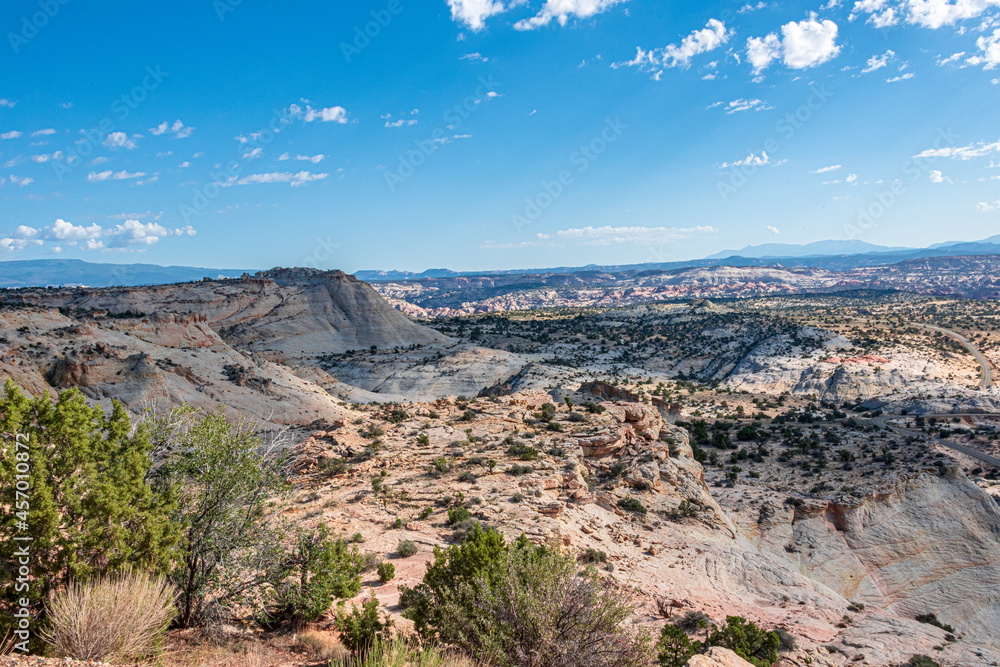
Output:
433,457,451,475
417,432,431,446
352,532,367,543
360,552,382,573
617,497,647,514
338,597,393,656
909,656,940,667
580,548,608,564
400,527,650,667
450,519,480,542
507,464,533,476
915,613,955,634
774,628,797,652
0,383,178,643
377,562,396,583
510,492,525,503
706,616,780,667
397,540,418,558
448,506,473,525
258,523,362,630
42,571,176,663
656,625,694,667
676,611,710,632
149,406,290,629
458,471,477,484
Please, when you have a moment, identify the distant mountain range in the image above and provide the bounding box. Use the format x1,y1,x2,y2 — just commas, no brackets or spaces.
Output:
1,234,999,288
0,259,252,289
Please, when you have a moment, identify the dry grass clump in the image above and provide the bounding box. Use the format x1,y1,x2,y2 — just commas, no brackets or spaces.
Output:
295,629,348,662
42,570,177,663
336,638,483,667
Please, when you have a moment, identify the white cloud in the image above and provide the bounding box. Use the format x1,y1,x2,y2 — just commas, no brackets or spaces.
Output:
461,52,489,62
812,164,843,173
87,170,146,182
288,103,349,124
242,147,264,160
31,128,56,137
4,156,23,168
1,131,22,140
103,132,138,150
3,218,194,252
448,0,507,31
9,175,33,187
296,154,326,163
914,139,1000,159
845,172,858,183
978,199,1000,211
937,51,966,64
219,171,329,188
967,28,1000,69
765,225,781,234
720,151,785,168
886,72,915,81
536,225,716,246
149,119,194,138
747,14,841,72
31,151,63,163
850,0,1000,28
515,0,627,31
386,118,418,127
620,19,730,71
739,2,768,12
862,49,895,72
0,99,16,108
179,161,191,168
722,98,772,113
929,169,952,182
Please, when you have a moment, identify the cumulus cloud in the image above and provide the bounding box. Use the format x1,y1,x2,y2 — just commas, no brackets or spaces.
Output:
386,118,418,127
447,0,507,31
850,0,1000,28
515,0,627,31
31,151,63,163
31,128,56,137
862,49,895,72
618,19,730,71
720,151,785,168
1,219,195,253
914,139,1000,159
87,170,147,182
978,199,1000,211
242,147,264,160
812,164,843,173
103,132,139,150
747,14,841,72
0,99,16,108
721,98,773,113
149,119,194,138
218,171,329,187
288,103,348,123
765,225,781,234
296,154,326,163
1,131,22,140
536,225,716,246
967,28,1000,69
9,175,33,187
886,72,915,81
929,169,952,182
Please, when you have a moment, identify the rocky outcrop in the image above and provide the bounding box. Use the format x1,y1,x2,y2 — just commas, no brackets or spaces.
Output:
685,648,754,667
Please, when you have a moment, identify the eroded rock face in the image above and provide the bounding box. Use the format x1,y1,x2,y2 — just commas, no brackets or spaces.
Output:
685,648,754,667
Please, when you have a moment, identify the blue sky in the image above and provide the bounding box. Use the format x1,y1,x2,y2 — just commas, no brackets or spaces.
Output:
0,0,998,272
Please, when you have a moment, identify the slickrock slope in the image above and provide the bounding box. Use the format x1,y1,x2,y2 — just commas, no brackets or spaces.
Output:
286,392,1000,666
5,269,448,358
0,306,349,427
